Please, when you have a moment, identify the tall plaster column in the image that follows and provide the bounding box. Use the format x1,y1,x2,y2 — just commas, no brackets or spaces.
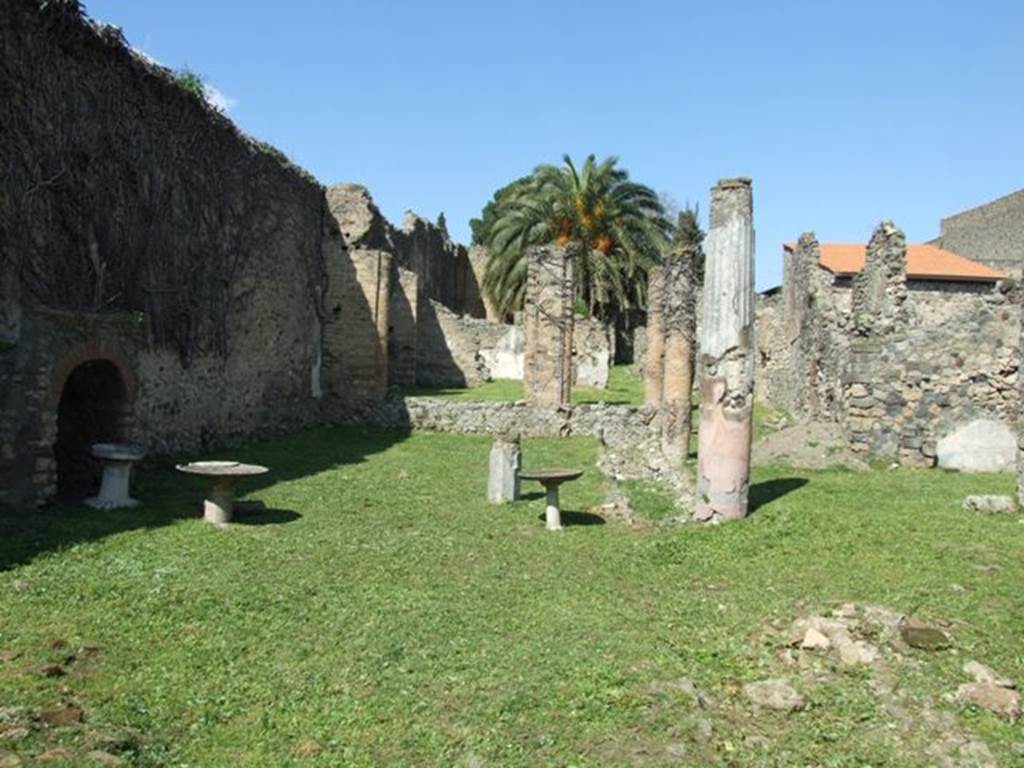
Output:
694,178,755,522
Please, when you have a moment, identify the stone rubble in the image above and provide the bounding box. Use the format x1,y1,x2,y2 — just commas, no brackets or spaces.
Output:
962,494,1016,514
742,679,805,712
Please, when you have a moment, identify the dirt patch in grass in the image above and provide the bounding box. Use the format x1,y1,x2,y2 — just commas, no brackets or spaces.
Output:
753,421,869,470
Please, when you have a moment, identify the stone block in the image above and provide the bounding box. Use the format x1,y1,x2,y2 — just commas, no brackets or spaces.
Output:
487,436,521,503
937,419,1016,472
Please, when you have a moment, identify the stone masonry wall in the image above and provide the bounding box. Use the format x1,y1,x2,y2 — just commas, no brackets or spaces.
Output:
414,301,613,390
388,267,419,388
760,220,1019,466
323,184,491,389
0,1,354,507
323,248,392,412
760,234,846,419
937,188,1024,276
841,279,1019,463
467,246,501,321
345,396,683,487
415,300,509,388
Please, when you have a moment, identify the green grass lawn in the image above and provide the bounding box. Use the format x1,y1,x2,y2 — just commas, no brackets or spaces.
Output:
1,427,1021,766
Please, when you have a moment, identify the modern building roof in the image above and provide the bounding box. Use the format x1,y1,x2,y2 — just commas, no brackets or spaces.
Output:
783,242,1006,282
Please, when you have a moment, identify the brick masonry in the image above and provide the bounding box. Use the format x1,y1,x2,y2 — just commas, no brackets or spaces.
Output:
524,246,575,406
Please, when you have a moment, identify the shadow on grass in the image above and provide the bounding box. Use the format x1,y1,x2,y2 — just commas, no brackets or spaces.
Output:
750,477,809,513
536,510,606,527
0,425,411,572
233,508,302,526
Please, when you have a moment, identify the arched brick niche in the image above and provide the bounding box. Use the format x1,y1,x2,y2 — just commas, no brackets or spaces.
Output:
46,344,138,410
43,345,138,502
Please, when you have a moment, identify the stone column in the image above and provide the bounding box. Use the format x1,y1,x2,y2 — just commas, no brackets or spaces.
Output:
661,251,698,460
488,433,521,503
524,245,574,407
644,265,666,406
694,178,755,522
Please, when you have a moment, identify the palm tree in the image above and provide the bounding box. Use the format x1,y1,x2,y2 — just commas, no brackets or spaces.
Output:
482,154,671,320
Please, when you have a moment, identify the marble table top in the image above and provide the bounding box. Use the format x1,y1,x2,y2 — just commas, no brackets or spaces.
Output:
175,461,269,478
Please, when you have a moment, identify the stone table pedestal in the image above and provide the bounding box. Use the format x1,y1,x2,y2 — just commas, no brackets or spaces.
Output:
519,468,583,531
175,461,269,526
86,443,145,510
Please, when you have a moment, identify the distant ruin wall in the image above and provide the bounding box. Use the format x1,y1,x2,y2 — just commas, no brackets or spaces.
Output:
467,246,501,321
0,1,340,507
324,248,392,411
415,300,507,388
388,267,419,388
757,220,1020,467
760,234,847,419
937,189,1024,276
414,301,612,390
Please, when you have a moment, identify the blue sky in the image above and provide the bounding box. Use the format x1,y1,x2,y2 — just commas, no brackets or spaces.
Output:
88,1,1023,288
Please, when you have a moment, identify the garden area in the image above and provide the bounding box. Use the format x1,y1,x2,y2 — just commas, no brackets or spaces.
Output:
1,426,1021,767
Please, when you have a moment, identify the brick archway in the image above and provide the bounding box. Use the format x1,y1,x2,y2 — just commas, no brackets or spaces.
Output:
46,344,137,410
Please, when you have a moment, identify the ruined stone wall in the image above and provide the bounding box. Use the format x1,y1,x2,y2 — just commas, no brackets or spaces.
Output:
937,189,1024,276
322,185,492,389
415,300,509,388
754,292,786,406
323,186,396,405
759,235,846,419
388,267,419,388
761,222,1019,467
466,246,501,321
322,248,392,412
0,1,347,507
413,302,611,390
1018,290,1024,505
343,396,682,486
841,278,1019,464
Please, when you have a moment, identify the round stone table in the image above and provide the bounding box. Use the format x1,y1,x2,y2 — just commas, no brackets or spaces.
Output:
175,461,269,526
86,443,145,510
518,468,583,531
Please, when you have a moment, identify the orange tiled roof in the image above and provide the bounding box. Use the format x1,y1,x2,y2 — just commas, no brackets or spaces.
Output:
785,242,1005,282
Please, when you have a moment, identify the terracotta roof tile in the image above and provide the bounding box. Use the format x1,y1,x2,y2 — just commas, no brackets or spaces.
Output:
784,242,1005,282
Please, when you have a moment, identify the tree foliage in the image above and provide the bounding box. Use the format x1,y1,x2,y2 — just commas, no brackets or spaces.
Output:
480,155,671,319
469,176,531,246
